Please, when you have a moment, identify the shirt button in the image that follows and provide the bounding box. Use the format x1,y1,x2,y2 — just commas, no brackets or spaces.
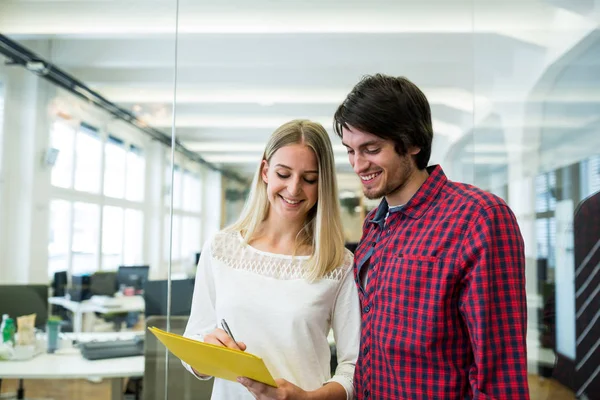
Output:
363,305,370,313
371,242,376,247
364,389,369,397
363,346,369,356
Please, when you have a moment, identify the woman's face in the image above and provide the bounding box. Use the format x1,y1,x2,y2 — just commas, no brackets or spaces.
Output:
261,144,319,224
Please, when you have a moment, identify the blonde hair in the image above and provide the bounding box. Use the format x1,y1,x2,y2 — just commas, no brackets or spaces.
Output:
227,119,345,281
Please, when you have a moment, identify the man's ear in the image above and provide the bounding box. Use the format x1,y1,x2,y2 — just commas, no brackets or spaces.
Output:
408,146,421,156
261,160,269,184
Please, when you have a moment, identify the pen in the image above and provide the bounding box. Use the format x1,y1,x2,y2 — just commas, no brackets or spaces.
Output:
220,319,239,348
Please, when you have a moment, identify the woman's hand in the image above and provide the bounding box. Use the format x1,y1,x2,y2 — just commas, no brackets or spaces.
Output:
237,377,309,400
192,328,247,378
203,328,247,351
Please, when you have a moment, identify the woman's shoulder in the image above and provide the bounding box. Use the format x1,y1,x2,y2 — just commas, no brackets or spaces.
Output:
205,229,242,254
340,248,355,271
323,248,354,280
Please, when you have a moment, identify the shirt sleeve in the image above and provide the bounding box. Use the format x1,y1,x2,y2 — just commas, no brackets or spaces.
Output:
459,205,530,399
181,237,217,380
326,252,361,400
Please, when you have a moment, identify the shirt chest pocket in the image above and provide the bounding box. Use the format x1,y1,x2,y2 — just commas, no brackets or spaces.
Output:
375,254,451,344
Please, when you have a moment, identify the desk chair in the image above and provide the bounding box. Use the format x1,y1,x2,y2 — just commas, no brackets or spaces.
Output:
143,316,213,400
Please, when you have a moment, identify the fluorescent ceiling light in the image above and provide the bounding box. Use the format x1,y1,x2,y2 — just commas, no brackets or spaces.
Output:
203,154,350,165
144,115,335,129
460,156,508,165
463,144,536,153
184,142,266,152
97,86,489,115
3,1,585,49
184,141,348,153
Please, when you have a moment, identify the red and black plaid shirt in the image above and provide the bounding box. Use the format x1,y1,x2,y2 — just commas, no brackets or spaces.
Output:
354,165,529,399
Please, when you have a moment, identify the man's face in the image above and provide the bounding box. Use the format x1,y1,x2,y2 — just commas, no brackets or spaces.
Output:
342,124,418,202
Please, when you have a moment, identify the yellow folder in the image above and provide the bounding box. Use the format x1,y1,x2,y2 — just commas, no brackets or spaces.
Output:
148,327,277,387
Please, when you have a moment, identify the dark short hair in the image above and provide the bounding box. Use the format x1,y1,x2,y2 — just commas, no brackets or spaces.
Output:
333,74,433,169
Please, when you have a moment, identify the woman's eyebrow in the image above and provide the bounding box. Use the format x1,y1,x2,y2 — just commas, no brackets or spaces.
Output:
274,164,318,174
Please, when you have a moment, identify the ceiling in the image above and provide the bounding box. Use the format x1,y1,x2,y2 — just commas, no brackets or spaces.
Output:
1,0,599,190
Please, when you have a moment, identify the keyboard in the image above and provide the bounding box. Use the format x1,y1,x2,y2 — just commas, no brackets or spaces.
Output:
79,337,144,360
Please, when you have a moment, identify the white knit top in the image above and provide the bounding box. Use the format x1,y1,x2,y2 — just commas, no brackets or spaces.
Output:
182,230,360,399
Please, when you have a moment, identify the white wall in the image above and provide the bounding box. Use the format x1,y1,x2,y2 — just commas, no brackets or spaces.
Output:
0,53,54,284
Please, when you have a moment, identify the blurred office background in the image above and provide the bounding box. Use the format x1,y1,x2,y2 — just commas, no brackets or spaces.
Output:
0,0,599,399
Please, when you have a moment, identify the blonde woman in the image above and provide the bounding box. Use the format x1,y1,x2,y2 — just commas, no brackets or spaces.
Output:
183,120,360,400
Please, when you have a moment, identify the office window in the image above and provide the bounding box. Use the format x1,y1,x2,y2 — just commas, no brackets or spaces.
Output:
48,200,71,276
50,120,75,189
173,165,183,209
102,206,124,270
548,217,557,269
71,202,100,275
536,218,549,260
104,135,127,198
172,215,182,261
48,122,146,277
123,209,144,264
163,164,203,264
581,155,600,198
181,216,201,261
101,206,143,270
183,171,202,212
126,145,145,201
74,123,102,194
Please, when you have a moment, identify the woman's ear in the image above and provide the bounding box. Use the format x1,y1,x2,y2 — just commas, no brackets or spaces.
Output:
261,160,269,184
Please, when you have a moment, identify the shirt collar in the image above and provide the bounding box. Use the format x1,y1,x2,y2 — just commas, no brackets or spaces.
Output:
368,165,447,225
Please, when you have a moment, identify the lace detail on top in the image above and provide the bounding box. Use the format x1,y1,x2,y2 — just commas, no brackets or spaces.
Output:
211,231,352,281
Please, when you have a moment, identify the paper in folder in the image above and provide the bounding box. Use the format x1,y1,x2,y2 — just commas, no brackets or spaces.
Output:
148,327,277,387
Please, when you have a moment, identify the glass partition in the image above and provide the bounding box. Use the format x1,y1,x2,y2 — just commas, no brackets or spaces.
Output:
465,2,600,398
0,1,181,398
1,0,597,399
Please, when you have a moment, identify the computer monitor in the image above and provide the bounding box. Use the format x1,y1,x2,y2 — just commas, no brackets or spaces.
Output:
90,271,118,296
52,271,68,297
0,285,49,329
116,265,150,292
144,279,195,318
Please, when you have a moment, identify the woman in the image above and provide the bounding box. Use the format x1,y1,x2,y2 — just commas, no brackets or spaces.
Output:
183,120,360,399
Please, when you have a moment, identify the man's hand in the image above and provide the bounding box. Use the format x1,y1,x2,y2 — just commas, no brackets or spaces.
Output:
192,328,247,378
237,377,309,400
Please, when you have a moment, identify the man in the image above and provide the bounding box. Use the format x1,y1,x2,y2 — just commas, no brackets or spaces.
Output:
334,74,529,399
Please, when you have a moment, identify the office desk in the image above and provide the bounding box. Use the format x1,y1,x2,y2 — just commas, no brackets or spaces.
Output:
0,333,144,400
49,296,145,333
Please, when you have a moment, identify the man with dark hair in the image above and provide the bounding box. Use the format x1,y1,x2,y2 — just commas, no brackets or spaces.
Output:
335,74,529,399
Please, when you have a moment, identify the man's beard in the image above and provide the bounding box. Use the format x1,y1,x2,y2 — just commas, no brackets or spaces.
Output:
363,179,406,200
363,159,413,200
